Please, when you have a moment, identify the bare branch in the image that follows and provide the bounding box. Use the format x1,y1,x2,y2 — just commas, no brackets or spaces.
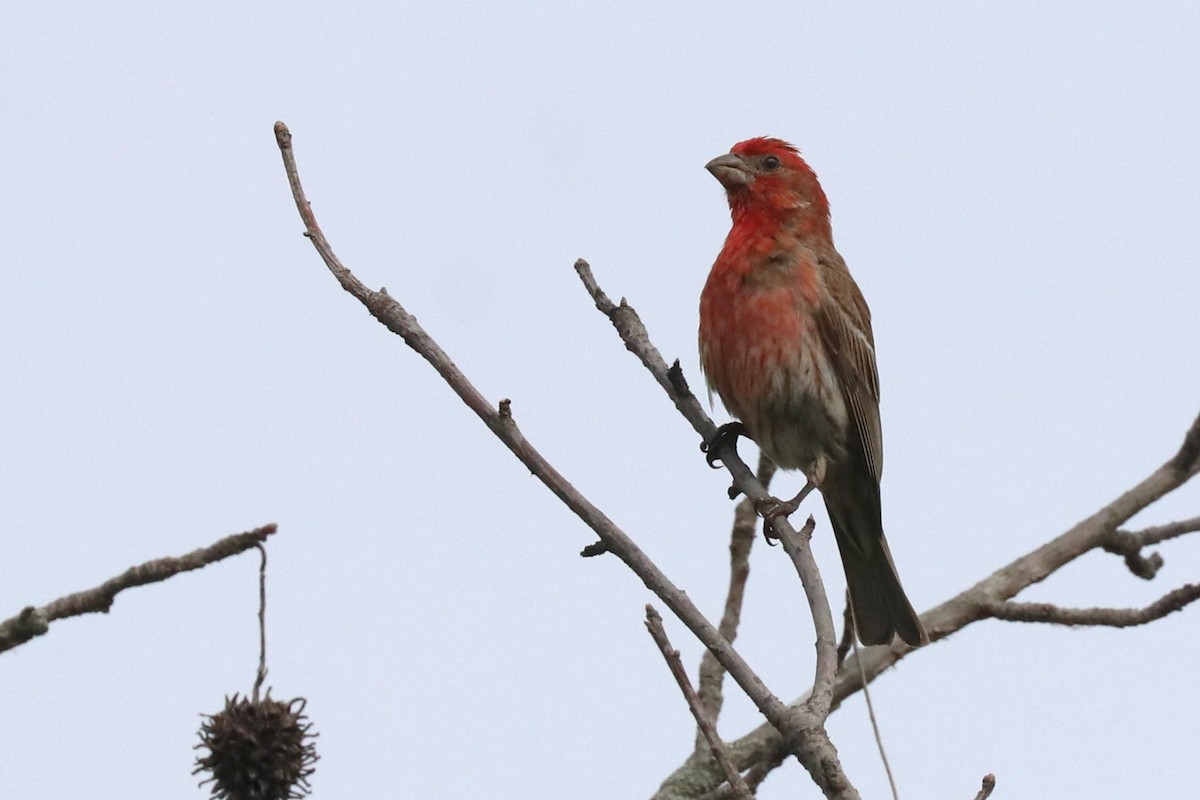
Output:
695,453,774,747
981,584,1200,627
0,524,277,655
653,401,1200,795
646,606,753,800
845,626,899,800
1103,515,1200,579
972,774,997,800
275,124,859,799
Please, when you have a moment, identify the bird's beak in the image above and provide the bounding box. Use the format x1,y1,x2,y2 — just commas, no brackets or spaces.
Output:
706,153,753,190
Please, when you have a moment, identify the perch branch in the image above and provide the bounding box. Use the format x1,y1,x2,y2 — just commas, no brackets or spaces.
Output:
576,259,840,709
0,524,277,655
575,258,852,794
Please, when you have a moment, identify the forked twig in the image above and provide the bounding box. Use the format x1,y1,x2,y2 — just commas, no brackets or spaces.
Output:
1102,516,1200,579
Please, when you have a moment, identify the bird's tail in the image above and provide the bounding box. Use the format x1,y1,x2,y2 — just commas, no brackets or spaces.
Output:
823,482,927,647
836,530,927,647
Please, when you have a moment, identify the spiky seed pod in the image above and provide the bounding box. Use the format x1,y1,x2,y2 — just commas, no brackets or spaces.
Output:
194,692,318,800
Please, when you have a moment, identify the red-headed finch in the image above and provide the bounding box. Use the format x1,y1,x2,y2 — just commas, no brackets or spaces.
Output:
699,137,926,647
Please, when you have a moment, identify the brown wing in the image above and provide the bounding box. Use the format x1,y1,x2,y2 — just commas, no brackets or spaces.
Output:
814,253,927,645
815,251,883,482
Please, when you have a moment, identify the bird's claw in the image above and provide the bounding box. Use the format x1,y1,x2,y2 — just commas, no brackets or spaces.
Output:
755,496,802,544
702,421,749,469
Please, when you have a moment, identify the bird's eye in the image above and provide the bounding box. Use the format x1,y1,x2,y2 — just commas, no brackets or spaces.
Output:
762,155,781,171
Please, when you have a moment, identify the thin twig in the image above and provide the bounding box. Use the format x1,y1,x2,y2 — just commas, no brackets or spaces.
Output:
1133,515,1200,546
981,584,1200,626
252,545,269,702
274,124,859,800
575,264,716,441
848,616,898,800
0,525,277,655
972,773,997,800
646,606,753,800
1102,515,1200,579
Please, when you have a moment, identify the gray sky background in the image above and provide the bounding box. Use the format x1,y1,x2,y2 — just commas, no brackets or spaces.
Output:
3,3,1198,798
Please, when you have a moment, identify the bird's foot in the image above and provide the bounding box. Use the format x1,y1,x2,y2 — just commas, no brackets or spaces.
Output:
702,421,749,469
755,480,817,543
755,496,799,544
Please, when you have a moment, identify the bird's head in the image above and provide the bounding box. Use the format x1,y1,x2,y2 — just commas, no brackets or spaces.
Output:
706,137,830,231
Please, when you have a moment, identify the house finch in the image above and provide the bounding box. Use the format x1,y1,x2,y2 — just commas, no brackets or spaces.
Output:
699,137,926,647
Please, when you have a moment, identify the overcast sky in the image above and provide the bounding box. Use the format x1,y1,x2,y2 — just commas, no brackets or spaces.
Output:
3,3,1198,798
